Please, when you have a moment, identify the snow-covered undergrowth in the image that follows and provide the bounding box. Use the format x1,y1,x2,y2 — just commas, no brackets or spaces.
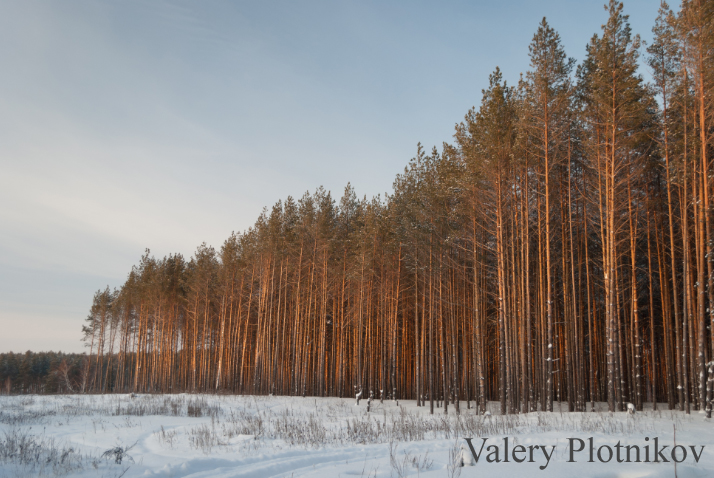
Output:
0,394,711,477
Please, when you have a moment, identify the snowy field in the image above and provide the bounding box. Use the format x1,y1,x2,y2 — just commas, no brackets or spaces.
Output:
0,394,712,478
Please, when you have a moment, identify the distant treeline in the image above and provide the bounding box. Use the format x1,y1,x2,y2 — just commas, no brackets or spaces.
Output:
0,352,91,394
83,1,714,415
0,352,176,395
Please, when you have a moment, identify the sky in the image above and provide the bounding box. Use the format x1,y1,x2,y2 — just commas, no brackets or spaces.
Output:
0,0,667,354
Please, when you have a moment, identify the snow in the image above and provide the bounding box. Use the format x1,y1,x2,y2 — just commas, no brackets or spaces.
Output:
0,394,713,477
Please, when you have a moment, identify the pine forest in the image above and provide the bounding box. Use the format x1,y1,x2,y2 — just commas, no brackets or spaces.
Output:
79,1,714,416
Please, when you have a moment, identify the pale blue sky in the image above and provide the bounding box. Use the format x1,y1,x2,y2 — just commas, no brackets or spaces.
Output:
0,0,665,353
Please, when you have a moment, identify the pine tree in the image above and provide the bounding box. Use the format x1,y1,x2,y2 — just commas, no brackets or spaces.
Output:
577,0,656,411
522,17,575,412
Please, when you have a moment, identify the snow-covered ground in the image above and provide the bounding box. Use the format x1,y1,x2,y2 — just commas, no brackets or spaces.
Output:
0,394,712,477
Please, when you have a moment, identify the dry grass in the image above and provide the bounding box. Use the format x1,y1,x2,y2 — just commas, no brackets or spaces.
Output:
0,427,87,477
